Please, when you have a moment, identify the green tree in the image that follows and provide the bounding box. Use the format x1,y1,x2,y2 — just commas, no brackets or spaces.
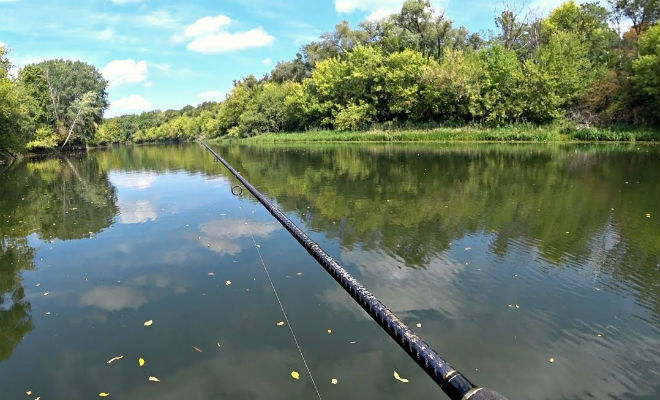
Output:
0,47,28,156
630,23,660,123
31,59,108,147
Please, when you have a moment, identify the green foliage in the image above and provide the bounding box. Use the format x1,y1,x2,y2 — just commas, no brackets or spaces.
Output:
25,126,58,150
522,31,597,122
33,59,108,144
0,47,28,156
631,24,660,123
334,102,376,131
477,45,524,125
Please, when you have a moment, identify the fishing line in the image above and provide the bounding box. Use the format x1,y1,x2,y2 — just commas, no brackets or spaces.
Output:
235,196,323,400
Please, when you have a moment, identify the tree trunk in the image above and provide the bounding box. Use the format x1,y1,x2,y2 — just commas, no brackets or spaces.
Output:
61,105,83,150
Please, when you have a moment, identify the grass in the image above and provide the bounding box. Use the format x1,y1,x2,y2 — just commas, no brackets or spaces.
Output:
233,125,659,144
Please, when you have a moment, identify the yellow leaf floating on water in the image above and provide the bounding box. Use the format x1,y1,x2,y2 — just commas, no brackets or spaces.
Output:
148,376,160,382
327,329,332,334
393,371,409,383
106,355,123,364
99,393,110,397
143,320,153,327
138,357,145,367
291,371,300,380
416,323,422,328
225,280,232,286
26,390,32,395
331,378,338,384
276,321,285,326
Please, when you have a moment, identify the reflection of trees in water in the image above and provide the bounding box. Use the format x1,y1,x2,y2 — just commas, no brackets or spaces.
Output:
215,143,659,318
0,238,34,361
0,155,118,361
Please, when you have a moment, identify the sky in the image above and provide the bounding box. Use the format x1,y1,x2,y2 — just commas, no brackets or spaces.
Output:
0,0,573,117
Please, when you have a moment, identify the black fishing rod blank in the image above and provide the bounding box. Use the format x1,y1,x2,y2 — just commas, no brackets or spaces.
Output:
201,141,509,400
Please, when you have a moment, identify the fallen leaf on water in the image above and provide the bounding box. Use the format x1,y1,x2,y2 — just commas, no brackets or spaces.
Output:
217,342,222,348
256,244,261,248
549,357,555,363
106,355,123,364
464,247,472,251
393,371,409,383
225,280,232,286
99,393,110,397
349,341,357,344
148,376,160,382
291,371,300,380
143,320,153,327
416,323,422,328
43,292,49,296
327,329,332,334
26,390,32,395
138,357,145,367
296,272,302,276
331,378,338,384
276,321,285,326
208,272,215,276
193,346,203,353
645,213,651,218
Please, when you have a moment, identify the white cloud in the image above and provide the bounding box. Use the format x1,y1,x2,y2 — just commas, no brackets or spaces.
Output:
262,57,272,66
143,10,180,28
107,94,152,116
179,14,275,54
334,0,449,21
184,14,231,38
187,27,275,53
101,59,148,87
198,90,224,100
109,0,143,4
96,28,115,41
0,41,5,48
143,81,153,87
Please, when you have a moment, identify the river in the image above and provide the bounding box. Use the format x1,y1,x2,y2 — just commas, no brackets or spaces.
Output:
0,142,658,399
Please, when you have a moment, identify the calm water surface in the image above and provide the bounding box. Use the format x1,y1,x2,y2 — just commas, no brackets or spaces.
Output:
0,143,658,399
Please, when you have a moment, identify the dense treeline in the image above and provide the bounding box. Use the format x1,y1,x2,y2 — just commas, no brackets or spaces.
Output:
1,0,658,156
103,0,659,143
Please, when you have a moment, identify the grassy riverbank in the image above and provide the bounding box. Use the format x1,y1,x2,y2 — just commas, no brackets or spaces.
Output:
238,125,659,143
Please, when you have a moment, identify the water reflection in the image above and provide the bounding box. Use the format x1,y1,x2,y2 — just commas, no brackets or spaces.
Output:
0,143,657,400
198,218,279,255
0,155,118,361
80,286,147,311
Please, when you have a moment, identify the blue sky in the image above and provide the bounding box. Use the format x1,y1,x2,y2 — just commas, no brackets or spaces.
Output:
0,0,570,117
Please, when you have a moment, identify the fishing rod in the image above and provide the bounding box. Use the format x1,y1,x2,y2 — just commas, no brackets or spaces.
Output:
200,141,509,400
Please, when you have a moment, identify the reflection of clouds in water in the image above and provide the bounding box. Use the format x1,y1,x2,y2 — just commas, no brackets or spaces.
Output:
119,199,158,224
110,172,157,190
198,219,279,255
321,247,466,318
80,286,147,311
133,274,187,293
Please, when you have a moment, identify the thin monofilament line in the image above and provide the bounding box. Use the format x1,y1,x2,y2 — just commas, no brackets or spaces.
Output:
237,203,323,400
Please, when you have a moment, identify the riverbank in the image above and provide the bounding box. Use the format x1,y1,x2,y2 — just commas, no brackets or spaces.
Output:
237,125,659,143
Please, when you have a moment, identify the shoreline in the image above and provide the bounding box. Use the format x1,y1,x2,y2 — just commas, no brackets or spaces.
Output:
233,126,660,144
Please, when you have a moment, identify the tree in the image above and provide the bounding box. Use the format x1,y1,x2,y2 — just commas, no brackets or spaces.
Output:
630,24,660,123
609,0,660,35
0,47,28,156
30,59,108,147
543,1,618,65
